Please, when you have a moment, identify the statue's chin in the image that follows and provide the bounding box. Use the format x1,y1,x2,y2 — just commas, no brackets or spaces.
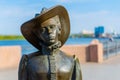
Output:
46,39,56,45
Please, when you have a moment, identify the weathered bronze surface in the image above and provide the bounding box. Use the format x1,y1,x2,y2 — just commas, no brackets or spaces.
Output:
18,5,82,80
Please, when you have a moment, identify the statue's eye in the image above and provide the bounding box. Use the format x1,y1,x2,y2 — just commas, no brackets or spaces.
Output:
50,26,53,28
50,25,55,29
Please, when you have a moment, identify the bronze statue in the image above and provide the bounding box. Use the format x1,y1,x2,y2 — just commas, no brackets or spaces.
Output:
18,5,82,80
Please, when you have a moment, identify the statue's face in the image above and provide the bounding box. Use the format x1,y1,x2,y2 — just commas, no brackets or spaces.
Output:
38,24,60,45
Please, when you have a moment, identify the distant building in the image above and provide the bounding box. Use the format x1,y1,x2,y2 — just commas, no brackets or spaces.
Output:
94,26,104,38
80,30,94,37
81,30,93,35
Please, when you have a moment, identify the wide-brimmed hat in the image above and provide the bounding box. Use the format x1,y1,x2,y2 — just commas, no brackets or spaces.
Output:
21,5,70,50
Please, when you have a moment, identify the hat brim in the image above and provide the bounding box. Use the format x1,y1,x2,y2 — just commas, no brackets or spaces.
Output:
21,5,70,50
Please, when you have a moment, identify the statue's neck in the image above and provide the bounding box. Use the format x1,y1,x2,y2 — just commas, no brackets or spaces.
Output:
40,41,61,55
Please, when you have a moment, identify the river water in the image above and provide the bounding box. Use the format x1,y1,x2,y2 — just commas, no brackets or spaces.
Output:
0,38,110,54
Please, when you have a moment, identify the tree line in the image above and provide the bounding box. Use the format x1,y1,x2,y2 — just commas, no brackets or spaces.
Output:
0,35,25,40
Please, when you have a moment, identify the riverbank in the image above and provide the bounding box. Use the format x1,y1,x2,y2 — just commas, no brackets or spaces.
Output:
1,54,120,80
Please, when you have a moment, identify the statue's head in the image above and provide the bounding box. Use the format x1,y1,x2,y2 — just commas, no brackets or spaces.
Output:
21,5,70,50
35,16,61,46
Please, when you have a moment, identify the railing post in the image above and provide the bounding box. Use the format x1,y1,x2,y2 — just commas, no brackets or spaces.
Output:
116,41,118,55
106,41,109,59
117,41,120,54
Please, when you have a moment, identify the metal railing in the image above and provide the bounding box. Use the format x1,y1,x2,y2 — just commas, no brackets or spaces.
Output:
102,40,120,59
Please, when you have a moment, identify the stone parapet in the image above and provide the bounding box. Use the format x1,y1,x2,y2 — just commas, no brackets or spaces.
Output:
61,39,104,63
60,45,88,63
0,39,103,70
0,46,21,70
90,39,103,63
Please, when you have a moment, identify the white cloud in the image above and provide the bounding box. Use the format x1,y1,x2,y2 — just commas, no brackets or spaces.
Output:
0,2,43,34
0,4,42,17
0,6,38,35
49,0,100,3
71,10,109,17
69,10,120,33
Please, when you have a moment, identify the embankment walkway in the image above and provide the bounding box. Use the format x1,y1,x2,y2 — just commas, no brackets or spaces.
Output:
82,54,120,80
1,54,120,80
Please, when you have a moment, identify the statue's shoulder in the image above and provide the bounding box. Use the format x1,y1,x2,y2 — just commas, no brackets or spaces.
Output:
59,50,80,65
21,51,41,62
59,50,75,62
27,51,40,59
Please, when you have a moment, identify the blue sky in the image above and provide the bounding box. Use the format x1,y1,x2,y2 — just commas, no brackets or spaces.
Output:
0,0,120,35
